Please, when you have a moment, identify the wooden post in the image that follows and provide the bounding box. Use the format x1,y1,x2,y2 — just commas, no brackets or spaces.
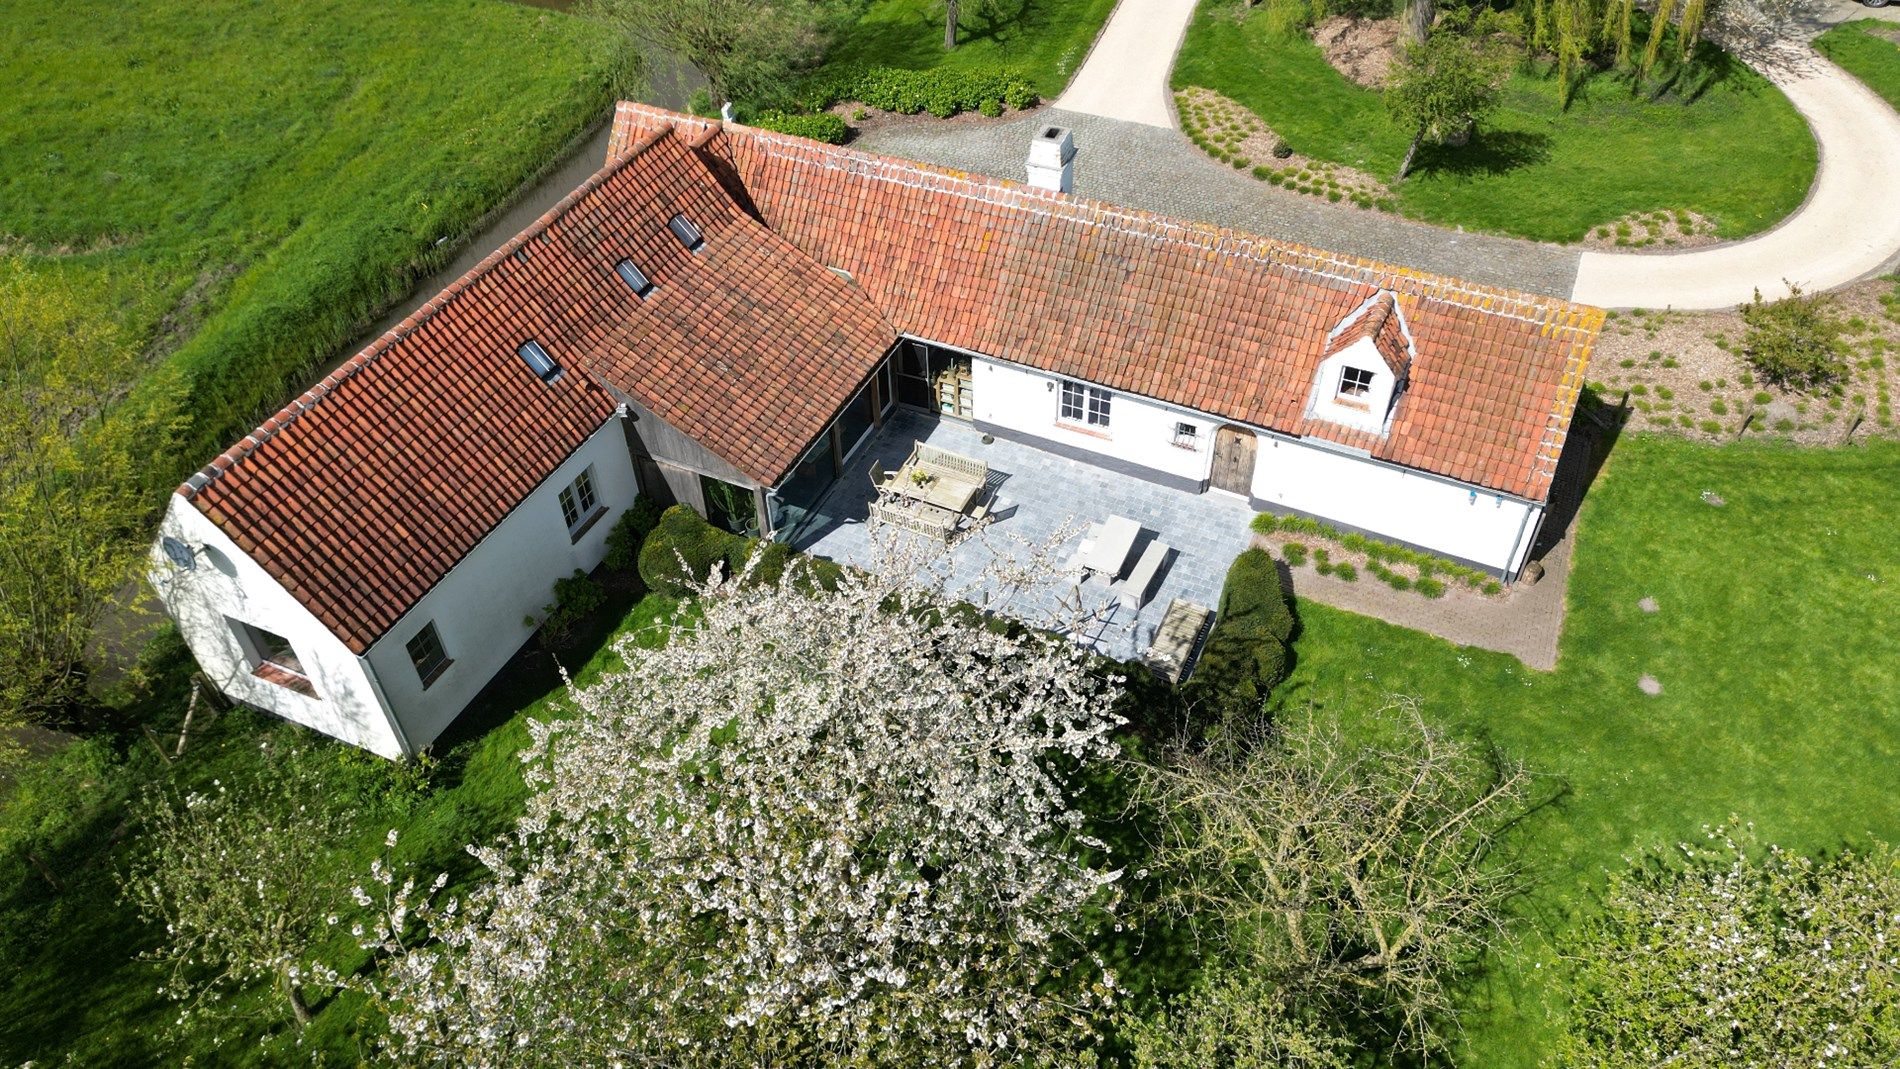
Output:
174,681,200,759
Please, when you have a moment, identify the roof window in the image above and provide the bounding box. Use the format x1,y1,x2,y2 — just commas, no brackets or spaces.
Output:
666,213,704,251
517,339,560,382
614,258,655,297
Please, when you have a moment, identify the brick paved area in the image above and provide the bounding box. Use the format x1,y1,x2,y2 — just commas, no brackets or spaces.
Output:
854,109,1584,298
790,411,1257,662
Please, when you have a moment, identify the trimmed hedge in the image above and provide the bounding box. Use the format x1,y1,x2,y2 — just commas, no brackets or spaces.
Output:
1185,548,1294,719
795,65,1038,118
752,110,849,144
602,496,665,571
636,505,843,597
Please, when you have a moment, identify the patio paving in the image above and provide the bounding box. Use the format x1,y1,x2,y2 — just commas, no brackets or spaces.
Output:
790,411,1257,662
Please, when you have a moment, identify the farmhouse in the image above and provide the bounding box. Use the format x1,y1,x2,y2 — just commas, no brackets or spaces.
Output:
149,102,1600,758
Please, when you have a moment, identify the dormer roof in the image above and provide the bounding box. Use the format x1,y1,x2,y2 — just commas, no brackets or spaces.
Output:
1324,291,1413,377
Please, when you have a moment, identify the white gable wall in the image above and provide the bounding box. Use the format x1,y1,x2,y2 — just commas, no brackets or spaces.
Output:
150,497,406,757
1250,437,1540,574
360,417,639,753
1307,339,1398,436
153,417,640,760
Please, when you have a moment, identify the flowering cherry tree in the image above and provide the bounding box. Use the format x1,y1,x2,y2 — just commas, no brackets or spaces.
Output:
355,540,1126,1067
1559,824,1900,1068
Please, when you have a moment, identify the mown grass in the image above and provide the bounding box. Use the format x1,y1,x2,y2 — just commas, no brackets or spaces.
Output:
1277,433,1900,1066
0,0,611,482
1171,0,1816,241
815,0,1118,97
0,588,678,1066
1815,18,1900,109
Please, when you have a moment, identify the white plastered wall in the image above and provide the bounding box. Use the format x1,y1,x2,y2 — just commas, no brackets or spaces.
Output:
971,357,1216,485
1250,436,1540,573
150,496,405,757
360,418,640,753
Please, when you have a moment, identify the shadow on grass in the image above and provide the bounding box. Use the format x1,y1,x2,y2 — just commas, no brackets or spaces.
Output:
1416,128,1553,179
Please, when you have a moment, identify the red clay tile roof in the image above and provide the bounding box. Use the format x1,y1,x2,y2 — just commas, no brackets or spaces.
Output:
612,102,1600,504
180,123,893,654
1324,292,1412,378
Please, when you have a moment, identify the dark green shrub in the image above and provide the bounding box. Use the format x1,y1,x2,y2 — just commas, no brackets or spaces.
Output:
603,496,665,571
537,568,607,644
798,66,1037,120
1186,549,1295,720
752,110,848,144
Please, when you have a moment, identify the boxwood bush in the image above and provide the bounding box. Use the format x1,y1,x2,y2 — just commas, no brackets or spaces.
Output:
637,505,843,597
1185,548,1295,719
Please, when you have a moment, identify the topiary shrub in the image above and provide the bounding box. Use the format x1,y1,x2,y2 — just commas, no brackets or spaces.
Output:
602,496,665,571
638,505,750,597
1185,549,1295,721
799,66,1037,120
751,109,849,144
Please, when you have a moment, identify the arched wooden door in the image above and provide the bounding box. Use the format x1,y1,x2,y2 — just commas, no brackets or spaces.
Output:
1210,426,1257,496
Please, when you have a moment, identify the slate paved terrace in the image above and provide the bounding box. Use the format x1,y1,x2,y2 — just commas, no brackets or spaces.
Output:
790,411,1258,662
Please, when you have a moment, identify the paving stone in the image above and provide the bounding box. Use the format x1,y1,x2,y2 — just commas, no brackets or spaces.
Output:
854,109,1584,298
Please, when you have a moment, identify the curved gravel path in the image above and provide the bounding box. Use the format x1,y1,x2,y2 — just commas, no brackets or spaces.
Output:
873,0,1900,309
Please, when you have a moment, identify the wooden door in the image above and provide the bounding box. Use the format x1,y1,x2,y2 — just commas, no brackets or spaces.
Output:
1210,426,1256,496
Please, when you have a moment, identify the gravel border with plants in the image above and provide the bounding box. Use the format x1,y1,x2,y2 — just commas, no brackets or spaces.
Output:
1588,275,1899,445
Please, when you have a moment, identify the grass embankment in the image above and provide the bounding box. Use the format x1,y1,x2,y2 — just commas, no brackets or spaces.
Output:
1815,18,1900,109
1172,0,1816,242
0,587,680,1065
1280,433,1900,1066
0,0,611,481
815,0,1118,98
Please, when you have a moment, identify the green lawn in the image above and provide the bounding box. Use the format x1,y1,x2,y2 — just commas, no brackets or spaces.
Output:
1278,433,1900,1065
0,587,678,1065
0,0,610,475
1815,19,1900,109
815,0,1118,98
1172,0,1817,241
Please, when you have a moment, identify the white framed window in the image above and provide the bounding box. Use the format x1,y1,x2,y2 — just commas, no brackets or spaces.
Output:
406,622,451,688
1059,380,1111,428
1172,421,1199,448
558,466,601,534
1338,366,1374,398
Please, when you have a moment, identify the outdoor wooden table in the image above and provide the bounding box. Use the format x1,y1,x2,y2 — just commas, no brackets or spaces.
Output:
890,462,981,515
1080,514,1141,578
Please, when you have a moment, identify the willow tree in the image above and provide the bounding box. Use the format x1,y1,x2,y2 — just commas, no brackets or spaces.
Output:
1639,0,1680,77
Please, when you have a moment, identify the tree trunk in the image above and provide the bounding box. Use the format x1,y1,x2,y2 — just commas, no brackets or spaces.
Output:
1405,0,1434,47
281,966,313,1027
1396,127,1424,181
945,0,959,50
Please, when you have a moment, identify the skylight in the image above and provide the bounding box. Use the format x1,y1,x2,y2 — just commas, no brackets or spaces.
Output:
517,340,560,382
666,213,704,251
614,258,655,297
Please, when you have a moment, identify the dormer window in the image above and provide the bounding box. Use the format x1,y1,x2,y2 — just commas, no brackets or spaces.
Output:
614,258,655,297
667,213,704,251
1338,366,1374,398
518,340,560,382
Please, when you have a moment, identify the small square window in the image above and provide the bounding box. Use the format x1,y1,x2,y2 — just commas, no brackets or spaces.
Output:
1172,422,1199,448
666,213,704,251
406,623,451,687
518,340,560,382
614,258,654,296
1338,366,1375,398
559,466,601,533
